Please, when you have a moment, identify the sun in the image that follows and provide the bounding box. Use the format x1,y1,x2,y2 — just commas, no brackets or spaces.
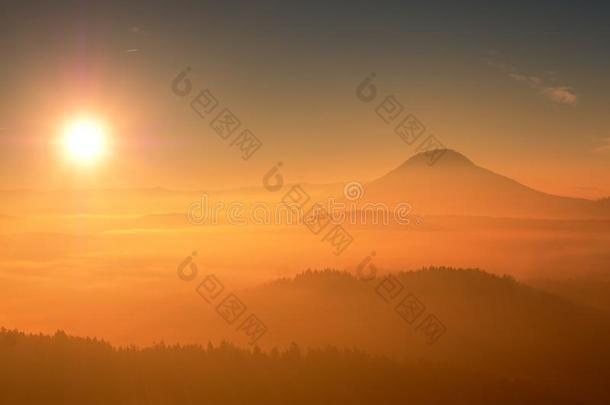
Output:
62,118,108,164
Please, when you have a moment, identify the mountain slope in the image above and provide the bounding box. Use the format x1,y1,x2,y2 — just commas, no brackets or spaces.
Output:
0,328,572,405
239,268,610,401
364,150,609,219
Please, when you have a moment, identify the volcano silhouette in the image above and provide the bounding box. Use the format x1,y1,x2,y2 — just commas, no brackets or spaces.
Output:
364,149,609,219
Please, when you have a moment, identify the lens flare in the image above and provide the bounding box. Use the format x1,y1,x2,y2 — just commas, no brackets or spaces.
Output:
62,118,107,164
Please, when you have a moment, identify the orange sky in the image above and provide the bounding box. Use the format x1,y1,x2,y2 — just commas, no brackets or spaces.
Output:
0,2,609,199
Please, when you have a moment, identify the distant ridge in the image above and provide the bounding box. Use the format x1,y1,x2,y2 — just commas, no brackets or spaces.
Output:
364,149,610,219
0,149,608,219
402,149,474,169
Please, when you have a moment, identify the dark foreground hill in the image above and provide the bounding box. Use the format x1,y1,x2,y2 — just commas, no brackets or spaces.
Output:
0,328,576,404
236,268,610,402
3,268,610,403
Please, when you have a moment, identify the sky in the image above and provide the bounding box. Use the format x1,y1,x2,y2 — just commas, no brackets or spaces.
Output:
1,0,609,198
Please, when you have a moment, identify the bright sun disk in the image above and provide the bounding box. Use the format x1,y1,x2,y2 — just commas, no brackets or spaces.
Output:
62,118,107,164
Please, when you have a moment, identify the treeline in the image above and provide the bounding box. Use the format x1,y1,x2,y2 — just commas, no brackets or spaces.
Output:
0,328,570,404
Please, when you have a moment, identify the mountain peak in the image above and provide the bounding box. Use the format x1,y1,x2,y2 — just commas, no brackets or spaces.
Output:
400,149,474,170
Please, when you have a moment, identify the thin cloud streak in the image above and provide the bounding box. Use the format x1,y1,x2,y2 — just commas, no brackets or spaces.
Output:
508,73,577,105
486,50,578,106
593,137,610,154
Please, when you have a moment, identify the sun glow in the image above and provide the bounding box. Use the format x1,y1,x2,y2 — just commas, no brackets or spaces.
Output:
62,118,108,164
